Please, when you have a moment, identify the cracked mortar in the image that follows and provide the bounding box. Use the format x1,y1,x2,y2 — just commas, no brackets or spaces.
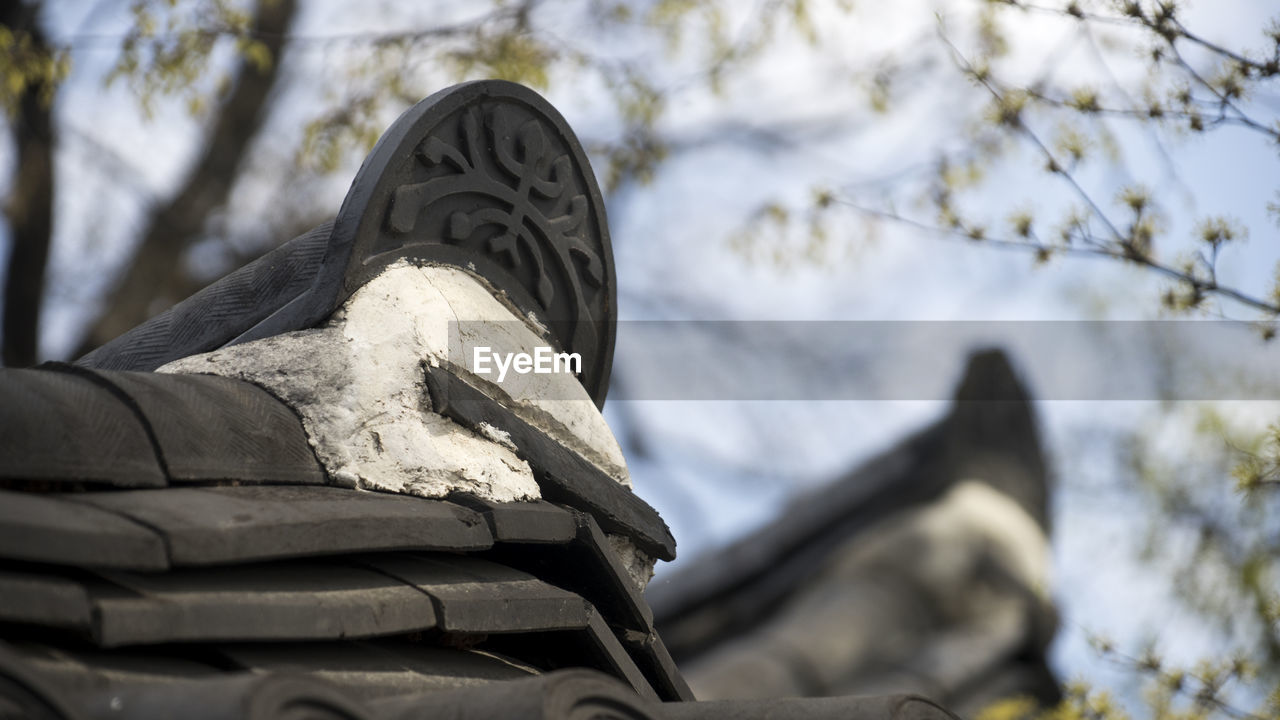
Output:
161,261,654,587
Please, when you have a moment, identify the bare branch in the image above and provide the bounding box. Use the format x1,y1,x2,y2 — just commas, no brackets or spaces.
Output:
75,0,299,357
1,0,55,367
836,199,1280,316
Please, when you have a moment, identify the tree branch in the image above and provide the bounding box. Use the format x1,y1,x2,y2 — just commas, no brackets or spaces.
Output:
75,0,297,357
1,0,55,367
836,200,1280,316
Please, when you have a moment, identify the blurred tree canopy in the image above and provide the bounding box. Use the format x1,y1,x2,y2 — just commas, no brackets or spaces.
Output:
2,0,1280,717
0,0,823,366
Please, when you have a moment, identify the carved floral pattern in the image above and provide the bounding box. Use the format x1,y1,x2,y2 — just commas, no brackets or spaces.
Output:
386,105,605,361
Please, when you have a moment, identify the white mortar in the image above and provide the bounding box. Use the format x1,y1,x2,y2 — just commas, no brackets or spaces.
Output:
160,261,631,505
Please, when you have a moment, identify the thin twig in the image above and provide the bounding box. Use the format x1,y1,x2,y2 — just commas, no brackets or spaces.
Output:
836,200,1280,315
